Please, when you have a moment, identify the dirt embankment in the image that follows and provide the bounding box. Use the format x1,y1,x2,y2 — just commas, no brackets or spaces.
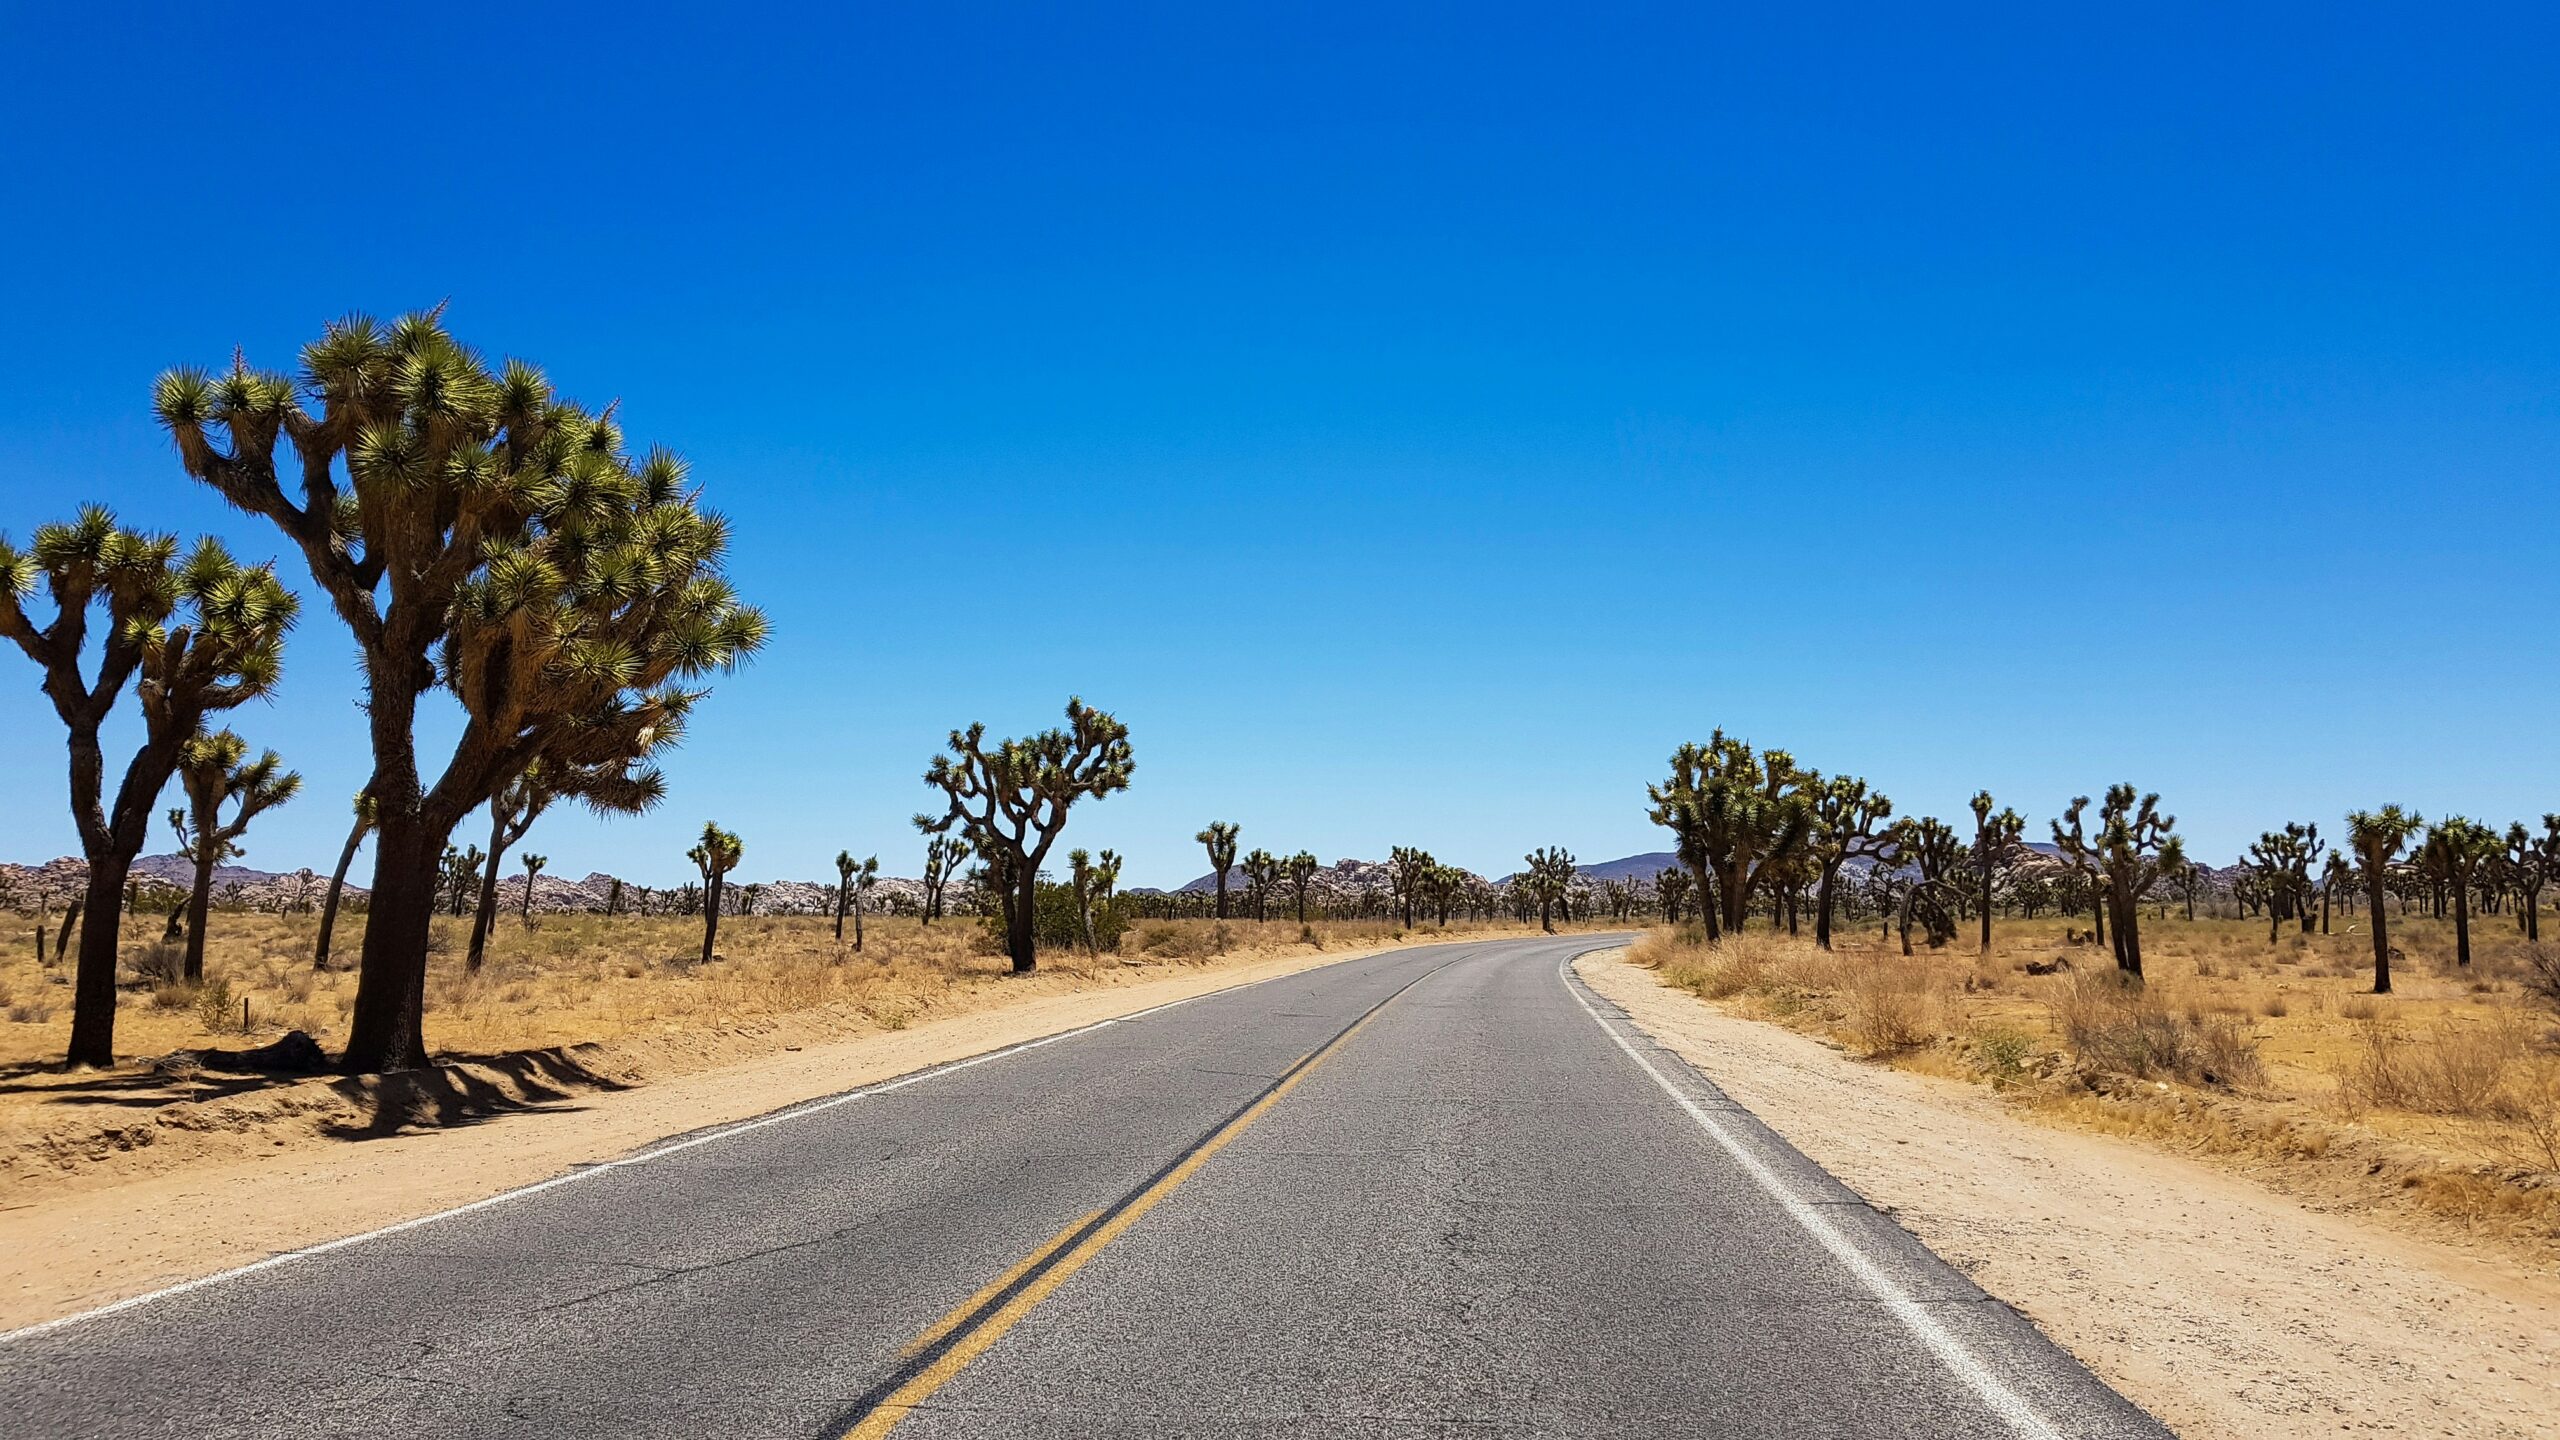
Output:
0,941,1391,1334
1579,949,2560,1440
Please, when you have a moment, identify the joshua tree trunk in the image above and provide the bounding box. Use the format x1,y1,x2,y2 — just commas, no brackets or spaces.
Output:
342,810,438,1074
853,892,866,953
1007,871,1038,973
2365,867,2393,993
64,853,134,1069
2112,888,2143,978
466,808,506,974
700,872,725,966
182,842,217,982
1813,867,1839,950
316,813,365,970
56,902,80,963
2452,882,2473,967
1978,861,1995,954
833,884,848,942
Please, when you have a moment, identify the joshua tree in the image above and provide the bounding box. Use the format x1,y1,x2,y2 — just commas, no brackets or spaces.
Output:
1240,847,1280,923
0,510,297,1066
1647,731,1813,939
1522,847,1577,933
1284,851,1320,925
2244,823,2324,942
160,309,768,1072
2507,817,2556,943
1387,846,1435,928
1196,822,1241,919
1888,816,1967,955
1803,775,1894,949
314,792,375,970
2423,817,2500,967
916,698,1134,973
1068,848,1122,952
519,854,547,927
1423,863,1469,926
1968,791,2026,953
1655,866,1691,922
688,823,744,965
468,740,675,972
835,851,880,950
168,729,302,982
917,833,971,924
2346,806,2423,993
2050,786,2184,978
2319,851,2354,934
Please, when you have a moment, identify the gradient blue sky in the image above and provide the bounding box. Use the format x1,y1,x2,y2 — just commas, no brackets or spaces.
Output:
1,4,2554,889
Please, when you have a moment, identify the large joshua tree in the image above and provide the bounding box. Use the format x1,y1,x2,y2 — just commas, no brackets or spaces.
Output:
1647,731,1813,939
0,511,297,1066
314,791,375,970
1805,774,1894,949
2050,786,2184,978
167,729,302,980
688,823,744,966
1196,822,1240,919
159,310,767,1072
2244,822,2324,943
2346,806,2423,993
917,698,1134,973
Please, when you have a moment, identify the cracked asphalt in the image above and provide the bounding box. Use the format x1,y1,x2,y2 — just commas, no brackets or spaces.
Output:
1,935,2173,1438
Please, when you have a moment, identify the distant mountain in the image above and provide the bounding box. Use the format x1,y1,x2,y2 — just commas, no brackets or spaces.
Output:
0,854,930,917
1575,852,1679,883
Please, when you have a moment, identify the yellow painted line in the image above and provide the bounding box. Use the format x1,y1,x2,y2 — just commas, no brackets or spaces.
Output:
897,1211,1101,1359
842,1014,1389,1438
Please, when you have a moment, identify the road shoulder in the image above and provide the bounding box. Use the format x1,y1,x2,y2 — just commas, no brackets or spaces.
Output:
1577,947,2560,1440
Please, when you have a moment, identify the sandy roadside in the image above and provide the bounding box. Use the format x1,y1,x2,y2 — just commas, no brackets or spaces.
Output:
1577,948,2560,1440
0,941,1386,1335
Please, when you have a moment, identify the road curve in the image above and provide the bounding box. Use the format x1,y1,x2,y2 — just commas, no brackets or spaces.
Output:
1,935,2171,1438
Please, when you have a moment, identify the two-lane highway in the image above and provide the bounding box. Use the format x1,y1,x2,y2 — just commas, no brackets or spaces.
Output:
1,936,2173,1437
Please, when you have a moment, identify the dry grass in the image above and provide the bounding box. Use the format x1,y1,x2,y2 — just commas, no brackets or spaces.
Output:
1632,913,2560,1251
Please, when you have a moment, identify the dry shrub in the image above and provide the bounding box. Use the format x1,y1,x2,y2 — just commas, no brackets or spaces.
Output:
2342,1015,2532,1119
2524,944,2560,1017
2339,994,2380,1021
2050,969,2263,1088
1841,961,1941,1056
129,941,184,986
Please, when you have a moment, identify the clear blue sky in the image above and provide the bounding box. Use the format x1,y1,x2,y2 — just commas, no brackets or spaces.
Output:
2,4,2554,889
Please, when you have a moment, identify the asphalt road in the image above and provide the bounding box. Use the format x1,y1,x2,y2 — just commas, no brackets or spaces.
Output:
2,935,2173,1438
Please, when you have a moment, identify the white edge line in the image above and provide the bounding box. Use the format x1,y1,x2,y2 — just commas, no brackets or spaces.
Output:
1558,951,2068,1440
0,955,1366,1348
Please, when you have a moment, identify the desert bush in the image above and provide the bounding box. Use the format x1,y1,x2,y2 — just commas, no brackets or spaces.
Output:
1842,962,1940,1056
2050,970,2263,1088
2343,1016,2532,1119
129,941,184,986
2523,945,2560,1017
1973,1026,2037,1086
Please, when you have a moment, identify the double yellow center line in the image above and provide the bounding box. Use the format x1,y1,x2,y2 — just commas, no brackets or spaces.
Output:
837,973,1425,1437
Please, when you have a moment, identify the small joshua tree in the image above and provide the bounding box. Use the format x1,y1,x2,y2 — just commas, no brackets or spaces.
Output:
1069,847,1122,952
2346,806,2424,993
2506,817,2556,943
519,853,547,927
1241,848,1280,923
1655,866,1691,923
2424,817,2499,967
1523,847,1577,933
917,833,971,925
1805,774,1894,949
1967,791,2026,953
1284,851,1320,925
2244,822,2324,943
688,823,744,965
168,729,302,981
835,850,880,950
916,698,1134,973
1387,846,1435,929
1197,822,1241,920
2051,786,2184,978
